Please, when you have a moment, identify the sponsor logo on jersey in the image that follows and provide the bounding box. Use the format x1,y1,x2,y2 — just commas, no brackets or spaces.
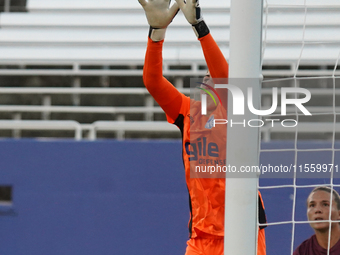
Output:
205,115,214,129
185,137,219,161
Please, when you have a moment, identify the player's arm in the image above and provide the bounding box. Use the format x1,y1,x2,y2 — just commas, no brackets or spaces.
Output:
175,0,229,79
176,0,228,103
138,0,184,122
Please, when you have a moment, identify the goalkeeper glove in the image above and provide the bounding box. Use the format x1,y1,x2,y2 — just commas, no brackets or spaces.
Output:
138,0,179,41
175,0,209,38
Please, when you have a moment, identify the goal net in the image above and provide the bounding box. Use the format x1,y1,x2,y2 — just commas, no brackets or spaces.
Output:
259,0,340,255
188,0,340,254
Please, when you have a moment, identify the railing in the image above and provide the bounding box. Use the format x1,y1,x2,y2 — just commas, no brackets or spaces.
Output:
0,87,191,95
261,122,340,142
1,120,339,141
0,120,82,140
0,120,178,140
88,121,179,140
0,0,339,140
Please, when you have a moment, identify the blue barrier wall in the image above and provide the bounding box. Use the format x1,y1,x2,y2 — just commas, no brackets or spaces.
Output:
0,140,188,255
0,140,339,255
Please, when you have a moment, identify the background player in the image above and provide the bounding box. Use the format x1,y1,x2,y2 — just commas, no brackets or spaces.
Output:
138,0,266,254
294,186,340,255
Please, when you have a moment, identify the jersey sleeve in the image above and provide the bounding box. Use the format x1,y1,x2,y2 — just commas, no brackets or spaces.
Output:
143,38,186,123
199,33,229,104
199,33,229,79
142,33,228,124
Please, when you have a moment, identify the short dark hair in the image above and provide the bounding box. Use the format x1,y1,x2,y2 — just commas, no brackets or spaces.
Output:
307,186,340,210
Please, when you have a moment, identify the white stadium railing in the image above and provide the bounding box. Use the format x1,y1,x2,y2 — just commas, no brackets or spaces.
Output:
1,119,340,141
0,105,164,114
0,87,191,95
261,123,340,142
0,120,83,140
88,121,179,140
0,0,339,139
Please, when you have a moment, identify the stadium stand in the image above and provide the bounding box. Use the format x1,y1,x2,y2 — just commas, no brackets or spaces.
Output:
0,0,339,139
0,0,26,12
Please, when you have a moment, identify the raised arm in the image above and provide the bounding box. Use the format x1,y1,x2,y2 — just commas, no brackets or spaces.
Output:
199,34,229,79
176,0,228,101
175,0,228,78
139,0,184,122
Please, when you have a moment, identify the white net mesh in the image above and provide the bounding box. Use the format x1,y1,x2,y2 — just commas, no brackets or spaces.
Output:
259,0,340,254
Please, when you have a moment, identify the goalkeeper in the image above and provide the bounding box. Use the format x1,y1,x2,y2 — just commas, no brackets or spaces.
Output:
138,0,267,254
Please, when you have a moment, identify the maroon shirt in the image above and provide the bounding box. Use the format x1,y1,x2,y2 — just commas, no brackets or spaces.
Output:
294,235,340,255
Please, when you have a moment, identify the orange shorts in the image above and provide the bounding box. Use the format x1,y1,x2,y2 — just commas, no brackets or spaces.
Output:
185,229,266,255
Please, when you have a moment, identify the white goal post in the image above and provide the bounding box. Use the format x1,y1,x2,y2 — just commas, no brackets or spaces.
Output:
224,0,263,254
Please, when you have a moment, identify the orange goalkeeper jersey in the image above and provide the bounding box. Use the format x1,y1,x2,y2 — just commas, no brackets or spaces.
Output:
143,33,267,245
